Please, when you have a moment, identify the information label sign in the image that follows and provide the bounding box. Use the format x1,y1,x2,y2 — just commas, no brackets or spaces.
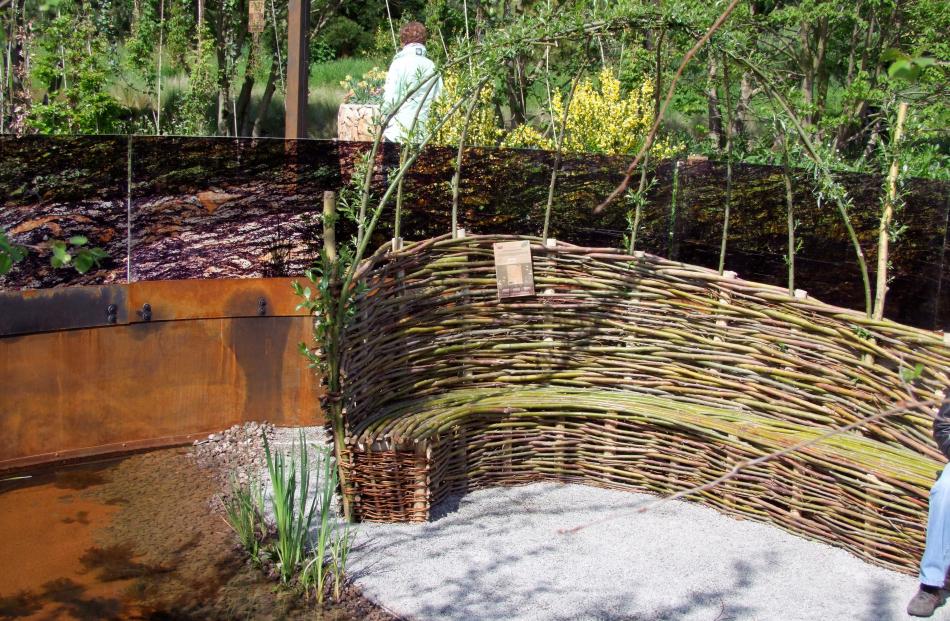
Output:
493,240,535,299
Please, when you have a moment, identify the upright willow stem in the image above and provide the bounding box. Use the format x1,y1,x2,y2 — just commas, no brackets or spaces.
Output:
717,53,732,275
394,75,441,241
873,101,908,321
357,71,444,249
542,63,586,241
629,31,662,255
394,146,407,240
668,160,680,259
451,82,485,238
628,152,650,254
321,191,351,521
728,51,873,317
780,129,796,296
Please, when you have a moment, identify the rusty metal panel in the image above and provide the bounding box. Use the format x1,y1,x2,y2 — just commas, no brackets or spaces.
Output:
0,285,128,336
0,316,323,470
127,278,310,322
0,278,311,336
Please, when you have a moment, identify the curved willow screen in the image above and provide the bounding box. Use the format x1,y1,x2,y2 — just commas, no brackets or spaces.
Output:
338,234,949,574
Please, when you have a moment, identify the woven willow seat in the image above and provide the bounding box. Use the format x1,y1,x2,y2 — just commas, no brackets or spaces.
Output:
338,234,950,573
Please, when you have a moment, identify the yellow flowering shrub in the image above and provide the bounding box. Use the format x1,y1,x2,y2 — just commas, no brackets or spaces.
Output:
503,67,681,158
427,71,502,147
340,67,387,105
500,123,554,150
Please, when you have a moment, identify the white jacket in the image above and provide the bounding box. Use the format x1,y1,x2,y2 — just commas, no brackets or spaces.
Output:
382,43,443,143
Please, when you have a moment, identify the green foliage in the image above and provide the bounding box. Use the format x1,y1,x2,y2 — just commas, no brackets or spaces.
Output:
263,431,319,584
221,429,351,600
125,0,161,89
502,68,681,157
222,474,267,565
883,49,938,84
174,30,217,135
299,445,350,604
851,325,873,341
26,12,128,134
900,362,926,383
310,57,382,89
428,71,501,147
315,15,373,58
294,245,364,377
49,236,109,274
164,0,198,69
0,232,28,275
1,230,108,276
339,67,387,105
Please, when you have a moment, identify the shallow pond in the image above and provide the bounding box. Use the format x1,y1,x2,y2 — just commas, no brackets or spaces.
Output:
0,447,369,620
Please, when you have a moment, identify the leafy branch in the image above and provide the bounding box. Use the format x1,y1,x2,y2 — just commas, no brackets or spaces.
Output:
1,230,109,276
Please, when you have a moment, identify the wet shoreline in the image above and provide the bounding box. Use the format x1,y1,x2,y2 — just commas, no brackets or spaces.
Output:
0,441,395,620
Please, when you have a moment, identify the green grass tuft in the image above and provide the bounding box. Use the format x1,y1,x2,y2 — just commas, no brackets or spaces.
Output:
309,57,386,89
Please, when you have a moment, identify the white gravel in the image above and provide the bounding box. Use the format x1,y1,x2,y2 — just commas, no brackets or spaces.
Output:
238,428,947,620
347,482,950,621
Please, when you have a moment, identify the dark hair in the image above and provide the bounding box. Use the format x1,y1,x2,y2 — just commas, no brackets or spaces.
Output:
400,21,428,46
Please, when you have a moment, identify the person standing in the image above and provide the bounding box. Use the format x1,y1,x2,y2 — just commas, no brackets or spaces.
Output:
382,22,442,143
908,388,950,617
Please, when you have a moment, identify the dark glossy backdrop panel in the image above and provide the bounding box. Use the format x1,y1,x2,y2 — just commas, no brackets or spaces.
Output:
0,135,128,288
669,161,950,330
1,136,948,329
129,137,339,281
388,150,949,330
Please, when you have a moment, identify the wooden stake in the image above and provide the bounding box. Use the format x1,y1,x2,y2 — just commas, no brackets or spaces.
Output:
323,191,337,263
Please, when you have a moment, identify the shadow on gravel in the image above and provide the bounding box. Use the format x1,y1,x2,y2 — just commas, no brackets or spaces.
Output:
349,483,928,621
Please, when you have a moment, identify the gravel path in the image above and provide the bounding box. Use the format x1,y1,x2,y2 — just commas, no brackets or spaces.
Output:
348,482,949,621
202,426,947,621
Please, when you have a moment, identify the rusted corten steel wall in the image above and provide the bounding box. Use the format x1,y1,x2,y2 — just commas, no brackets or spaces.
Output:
0,279,324,471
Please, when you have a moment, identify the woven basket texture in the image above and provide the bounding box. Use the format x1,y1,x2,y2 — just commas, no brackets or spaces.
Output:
338,234,950,573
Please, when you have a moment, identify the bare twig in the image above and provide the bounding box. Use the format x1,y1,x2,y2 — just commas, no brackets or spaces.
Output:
594,0,743,213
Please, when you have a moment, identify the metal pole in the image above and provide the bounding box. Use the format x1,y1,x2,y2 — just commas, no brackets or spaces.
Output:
285,0,309,139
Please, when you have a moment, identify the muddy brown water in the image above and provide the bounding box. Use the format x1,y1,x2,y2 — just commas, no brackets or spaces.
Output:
0,447,370,621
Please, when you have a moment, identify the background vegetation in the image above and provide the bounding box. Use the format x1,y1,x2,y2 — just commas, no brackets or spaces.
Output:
0,0,944,180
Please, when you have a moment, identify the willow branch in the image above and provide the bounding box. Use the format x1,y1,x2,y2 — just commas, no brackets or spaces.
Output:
451,82,486,238
542,60,587,241
560,396,940,535
594,0,743,213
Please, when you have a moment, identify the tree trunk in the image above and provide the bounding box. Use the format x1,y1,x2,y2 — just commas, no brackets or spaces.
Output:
235,76,254,136
732,72,754,138
799,23,814,126
706,55,723,149
10,0,29,135
812,16,829,129
251,57,278,137
216,38,229,135
504,57,527,128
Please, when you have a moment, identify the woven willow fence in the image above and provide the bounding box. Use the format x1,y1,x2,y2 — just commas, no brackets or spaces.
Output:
337,233,950,573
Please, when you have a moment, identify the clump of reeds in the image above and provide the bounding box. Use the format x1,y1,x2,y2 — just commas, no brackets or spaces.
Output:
223,429,355,602
222,474,266,565
264,430,319,584
300,447,354,603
